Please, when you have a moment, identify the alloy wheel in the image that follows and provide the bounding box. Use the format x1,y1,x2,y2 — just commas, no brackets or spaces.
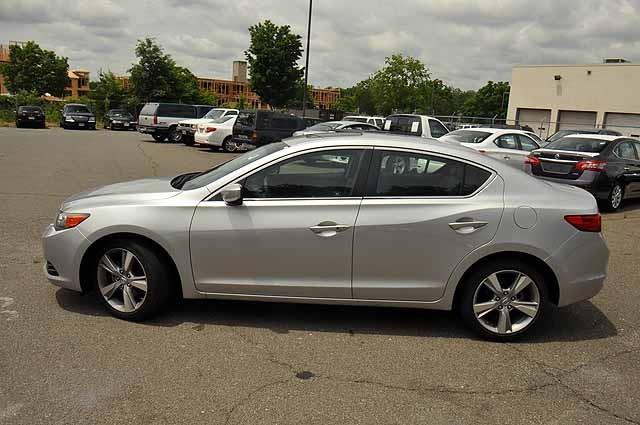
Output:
223,139,237,153
472,270,540,335
611,184,623,209
97,248,148,313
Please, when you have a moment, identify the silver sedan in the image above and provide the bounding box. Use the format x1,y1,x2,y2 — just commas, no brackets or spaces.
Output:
42,134,609,340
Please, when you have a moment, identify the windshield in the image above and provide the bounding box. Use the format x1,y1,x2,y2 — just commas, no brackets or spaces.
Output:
66,105,91,114
306,122,342,131
545,137,611,153
211,116,235,124
445,130,492,144
111,111,132,118
182,142,288,190
203,109,225,120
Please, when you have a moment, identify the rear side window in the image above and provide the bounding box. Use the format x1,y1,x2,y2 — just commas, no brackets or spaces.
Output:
375,119,384,128
428,119,449,138
517,135,539,151
615,141,638,160
371,151,491,197
139,104,157,116
236,112,256,126
157,104,196,118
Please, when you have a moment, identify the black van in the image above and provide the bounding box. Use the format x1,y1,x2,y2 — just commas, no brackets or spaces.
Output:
230,110,305,152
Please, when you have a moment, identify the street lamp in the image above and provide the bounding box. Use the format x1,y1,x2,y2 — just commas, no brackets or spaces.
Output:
301,0,313,118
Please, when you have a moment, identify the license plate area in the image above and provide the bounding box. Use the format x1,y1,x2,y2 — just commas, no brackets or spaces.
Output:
541,161,573,174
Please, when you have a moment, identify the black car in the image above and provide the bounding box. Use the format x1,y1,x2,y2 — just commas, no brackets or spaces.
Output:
526,135,640,211
546,128,622,144
15,106,46,128
60,104,96,130
229,110,305,152
104,109,137,131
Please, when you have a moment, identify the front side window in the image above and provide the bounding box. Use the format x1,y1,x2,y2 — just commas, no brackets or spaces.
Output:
428,119,449,138
372,151,491,197
243,149,365,199
495,134,518,149
517,135,539,151
615,141,638,160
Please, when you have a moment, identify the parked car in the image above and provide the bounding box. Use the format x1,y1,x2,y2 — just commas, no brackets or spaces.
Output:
303,117,324,127
178,108,239,146
42,133,608,340
344,115,386,128
526,135,640,211
383,114,450,138
546,128,622,144
441,128,541,170
15,105,46,128
193,115,239,150
60,104,96,130
138,103,200,142
229,109,305,152
292,120,379,136
104,109,137,131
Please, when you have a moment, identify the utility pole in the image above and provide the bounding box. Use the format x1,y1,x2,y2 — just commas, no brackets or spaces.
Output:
301,0,313,118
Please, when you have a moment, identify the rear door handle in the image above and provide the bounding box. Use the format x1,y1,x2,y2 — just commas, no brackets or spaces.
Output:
448,220,488,234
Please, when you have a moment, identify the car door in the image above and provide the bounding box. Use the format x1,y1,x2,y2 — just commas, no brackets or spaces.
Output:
614,141,640,197
352,148,503,302
190,147,371,298
488,133,522,168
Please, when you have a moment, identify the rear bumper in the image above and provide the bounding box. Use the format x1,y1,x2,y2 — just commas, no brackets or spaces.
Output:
527,167,611,200
17,117,45,125
546,231,609,307
195,132,222,146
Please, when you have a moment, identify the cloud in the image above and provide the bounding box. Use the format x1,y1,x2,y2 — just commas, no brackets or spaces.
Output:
1,0,640,90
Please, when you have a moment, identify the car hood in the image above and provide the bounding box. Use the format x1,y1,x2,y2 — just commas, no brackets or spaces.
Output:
62,177,181,210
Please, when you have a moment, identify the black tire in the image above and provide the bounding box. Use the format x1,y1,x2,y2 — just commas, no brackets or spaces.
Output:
168,126,182,143
91,239,175,321
152,133,167,142
222,137,236,153
15,122,21,128
600,182,624,212
183,135,194,146
458,258,548,341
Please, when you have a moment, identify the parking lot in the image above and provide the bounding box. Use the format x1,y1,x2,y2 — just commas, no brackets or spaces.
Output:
1,126,640,424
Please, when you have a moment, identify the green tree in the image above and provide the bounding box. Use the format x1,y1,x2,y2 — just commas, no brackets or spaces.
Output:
172,66,202,104
90,70,126,119
1,41,69,97
463,81,510,118
198,89,218,106
285,79,314,109
370,54,431,115
129,38,177,102
245,20,304,108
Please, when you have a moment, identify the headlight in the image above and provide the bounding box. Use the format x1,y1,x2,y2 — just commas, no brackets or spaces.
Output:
89,117,96,122
55,212,90,231
113,120,122,124
191,124,197,129
65,116,75,122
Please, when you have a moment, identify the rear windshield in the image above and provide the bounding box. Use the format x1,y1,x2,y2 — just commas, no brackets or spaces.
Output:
547,130,597,143
445,130,492,144
18,106,42,112
306,122,343,131
139,104,157,115
384,115,422,135
65,105,91,114
182,142,287,190
545,137,611,153
157,104,196,118
344,117,367,123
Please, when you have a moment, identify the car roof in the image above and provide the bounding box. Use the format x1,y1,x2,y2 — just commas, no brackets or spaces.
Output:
387,113,440,120
561,134,622,141
316,121,376,126
451,127,530,135
344,115,384,119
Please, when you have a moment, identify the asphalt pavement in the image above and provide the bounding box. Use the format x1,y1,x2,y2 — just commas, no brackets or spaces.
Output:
1,126,639,424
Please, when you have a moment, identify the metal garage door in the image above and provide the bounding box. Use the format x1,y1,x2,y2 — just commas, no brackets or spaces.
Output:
557,111,597,131
516,108,551,138
604,113,640,138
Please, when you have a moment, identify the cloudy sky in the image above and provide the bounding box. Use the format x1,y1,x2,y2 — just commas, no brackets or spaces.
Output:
1,0,640,90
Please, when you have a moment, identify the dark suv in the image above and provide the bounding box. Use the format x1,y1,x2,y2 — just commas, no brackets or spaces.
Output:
229,110,305,152
60,104,96,130
15,106,46,128
526,135,640,211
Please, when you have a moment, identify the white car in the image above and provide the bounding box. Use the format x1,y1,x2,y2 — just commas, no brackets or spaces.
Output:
194,115,238,150
440,128,541,170
383,114,450,139
293,121,379,137
343,115,385,128
178,108,239,146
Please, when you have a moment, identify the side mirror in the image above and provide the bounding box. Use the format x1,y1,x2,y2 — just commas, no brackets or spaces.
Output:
221,183,243,206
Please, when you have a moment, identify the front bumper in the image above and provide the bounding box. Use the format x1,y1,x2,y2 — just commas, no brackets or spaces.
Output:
546,230,609,307
178,126,196,137
64,121,95,129
110,121,135,130
42,224,91,292
138,126,168,135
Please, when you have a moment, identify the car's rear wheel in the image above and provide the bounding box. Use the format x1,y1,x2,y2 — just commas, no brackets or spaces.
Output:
152,133,166,142
459,259,547,341
93,240,174,321
602,183,624,212
222,137,237,152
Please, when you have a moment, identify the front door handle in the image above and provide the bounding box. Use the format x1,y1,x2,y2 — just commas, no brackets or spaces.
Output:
448,220,488,234
503,156,510,160
309,222,351,237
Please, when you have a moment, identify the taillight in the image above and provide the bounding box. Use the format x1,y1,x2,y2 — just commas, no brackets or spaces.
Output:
205,127,217,133
252,130,258,143
564,214,602,232
525,155,541,166
153,114,158,125
575,160,606,172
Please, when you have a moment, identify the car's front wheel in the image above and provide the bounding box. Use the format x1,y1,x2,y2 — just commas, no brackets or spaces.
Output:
92,240,174,321
152,133,166,142
459,259,547,341
168,127,182,143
